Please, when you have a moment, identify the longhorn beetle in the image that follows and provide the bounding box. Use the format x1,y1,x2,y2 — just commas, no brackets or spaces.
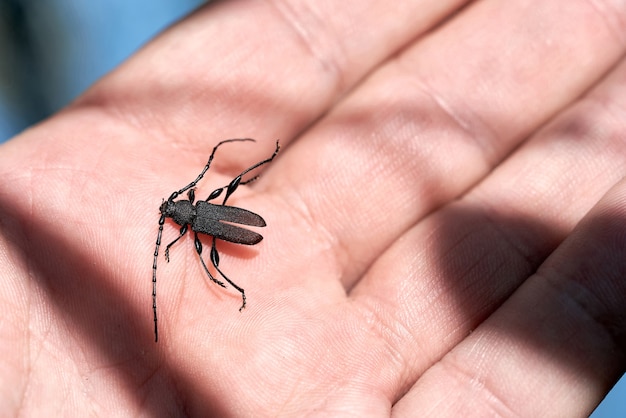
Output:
152,138,280,342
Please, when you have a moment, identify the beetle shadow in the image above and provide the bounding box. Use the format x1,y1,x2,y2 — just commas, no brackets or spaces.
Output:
210,236,264,260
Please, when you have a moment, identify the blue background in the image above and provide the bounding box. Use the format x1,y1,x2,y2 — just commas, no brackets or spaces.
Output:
0,1,623,415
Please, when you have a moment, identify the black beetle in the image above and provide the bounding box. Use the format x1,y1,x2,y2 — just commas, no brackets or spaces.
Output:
152,138,280,342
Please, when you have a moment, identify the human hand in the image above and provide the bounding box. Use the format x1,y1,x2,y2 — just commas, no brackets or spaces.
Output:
0,1,625,416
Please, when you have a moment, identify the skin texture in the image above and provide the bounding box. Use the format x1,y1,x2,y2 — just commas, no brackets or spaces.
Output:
1,0,626,416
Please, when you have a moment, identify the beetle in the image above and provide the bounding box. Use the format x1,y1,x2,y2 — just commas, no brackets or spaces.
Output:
152,138,280,342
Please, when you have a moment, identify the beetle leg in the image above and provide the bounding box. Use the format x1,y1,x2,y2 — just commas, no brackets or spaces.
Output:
164,224,188,262
206,187,224,202
194,232,226,288
211,237,247,311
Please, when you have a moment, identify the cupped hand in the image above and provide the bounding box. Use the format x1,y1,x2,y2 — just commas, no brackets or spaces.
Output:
1,0,625,416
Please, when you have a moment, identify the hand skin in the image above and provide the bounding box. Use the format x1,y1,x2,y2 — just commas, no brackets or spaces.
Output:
1,0,626,416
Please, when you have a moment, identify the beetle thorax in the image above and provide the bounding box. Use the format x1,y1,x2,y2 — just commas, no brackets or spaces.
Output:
161,199,196,226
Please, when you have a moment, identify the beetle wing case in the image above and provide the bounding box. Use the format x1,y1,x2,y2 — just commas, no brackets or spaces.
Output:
193,201,265,244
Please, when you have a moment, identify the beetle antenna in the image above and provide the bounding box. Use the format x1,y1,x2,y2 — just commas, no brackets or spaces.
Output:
222,140,280,205
176,138,256,197
153,214,166,342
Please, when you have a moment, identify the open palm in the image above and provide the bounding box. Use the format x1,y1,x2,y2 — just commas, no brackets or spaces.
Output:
1,1,625,416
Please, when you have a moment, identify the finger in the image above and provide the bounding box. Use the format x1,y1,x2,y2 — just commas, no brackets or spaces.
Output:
351,51,626,398
265,0,626,285
392,178,626,417
77,0,466,160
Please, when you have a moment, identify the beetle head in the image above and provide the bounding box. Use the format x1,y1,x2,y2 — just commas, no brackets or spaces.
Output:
159,199,175,217
160,198,195,226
